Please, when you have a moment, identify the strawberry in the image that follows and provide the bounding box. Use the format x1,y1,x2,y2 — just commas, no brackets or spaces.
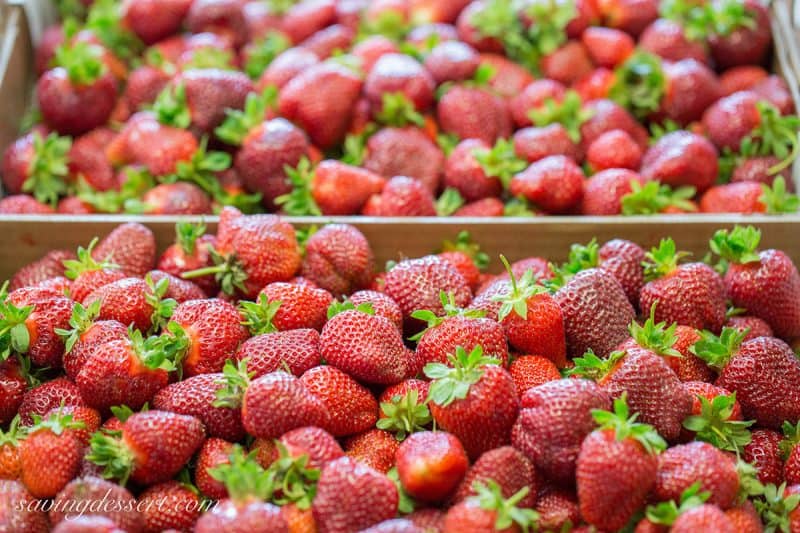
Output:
654,441,739,509
278,61,363,149
301,365,379,437
540,40,594,86
0,416,25,479
639,18,709,64
437,232,488,292
42,405,100,445
672,504,736,532
63,239,125,304
10,250,73,292
365,53,436,119
157,221,218,295
409,0,471,24
710,226,800,339
148,270,206,302
640,131,719,193
724,500,763,533
384,255,472,331
667,324,713,382
535,486,581,532
153,373,246,441
681,386,752,453
509,155,584,214
258,46,320,90
580,98,649,151
184,208,301,298
0,480,50,532
345,429,401,474
93,222,156,278
196,437,234,499
320,306,409,384
359,519,422,532
640,238,727,332
453,197,506,216
254,282,334,332
363,126,445,193
216,362,330,439
138,182,212,214
479,53,536,99
396,431,469,503
124,63,172,111
424,41,480,84
19,410,85,498
413,293,508,368
235,328,321,377
1,132,71,207
362,176,437,216
598,238,646,306
376,380,432,440
783,423,800,484
725,315,774,341
88,410,205,486
306,160,386,215
84,274,176,333
301,224,375,296
38,42,118,136
138,480,203,532
577,395,666,531
57,302,128,381
2,285,72,369
707,0,771,68
720,65,769,95
18,377,85,425
300,24,355,60
426,346,519,459
509,79,567,129
586,129,643,171
553,267,636,358
437,85,512,145
312,457,399,533
509,355,561,393
442,480,539,533
701,178,799,214
444,139,508,202
0,195,55,214
122,0,192,44
185,0,249,47
453,446,538,508
582,26,634,68
279,426,344,469
49,476,142,532
731,156,793,188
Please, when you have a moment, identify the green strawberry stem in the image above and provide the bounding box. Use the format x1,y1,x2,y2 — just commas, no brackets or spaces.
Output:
436,132,460,156
128,326,185,374
53,40,105,85
528,90,592,143
591,394,667,455
264,442,320,509
709,226,762,265
469,0,541,73
63,237,120,280
760,177,800,214
85,0,143,62
473,138,527,190
239,294,281,336
109,405,137,423
275,157,322,216
682,393,754,453
649,119,683,144
375,93,425,128
0,415,27,447
689,327,748,371
144,274,177,334
376,389,432,441
164,137,233,201
609,51,666,119
643,238,691,281
629,302,682,357
545,239,600,291
410,291,486,341
492,255,547,321
745,102,800,175
175,220,206,256
31,408,86,435
341,124,377,166
245,33,291,79
55,299,102,354
358,9,410,42
0,294,34,361
565,349,625,381
152,83,192,129
424,345,501,407
754,483,800,532
471,480,540,533
213,359,254,409
77,168,155,214
621,180,697,215
87,428,137,487
504,196,536,217
435,188,465,217
440,231,490,271
24,132,71,207
645,481,710,525
326,299,374,319
182,247,248,296
780,421,800,460
208,445,274,502
215,87,279,146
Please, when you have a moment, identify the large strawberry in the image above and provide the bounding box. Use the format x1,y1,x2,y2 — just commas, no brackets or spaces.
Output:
57,301,128,381
700,178,799,215
425,345,519,459
19,410,85,498
437,84,512,146
157,221,218,295
362,126,445,194
396,431,469,503
710,226,800,339
453,446,538,509
235,328,321,377
83,274,176,333
301,365,379,437
0,480,50,531
62,238,125,304
577,395,666,531
654,441,740,509
641,130,720,194
300,224,375,296
365,53,436,119
92,222,157,278
49,476,142,532
17,377,85,425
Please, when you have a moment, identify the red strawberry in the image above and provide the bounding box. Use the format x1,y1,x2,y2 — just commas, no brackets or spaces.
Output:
442,480,538,532
541,40,594,86
300,24,355,59
509,155,584,214
437,85,512,145
320,307,409,384
724,500,763,533
364,127,444,193
312,457,398,533
122,0,192,44
362,176,437,216
426,346,519,459
0,362,26,427
18,377,85,425
1,132,71,207
3,286,72,368
577,395,665,532
654,441,739,509
157,221,218,295
597,238,646,307
365,53,436,118
0,195,55,214
453,197,505,216
138,182,212,214
258,46,320,90
582,26,634,68
672,504,736,532
580,98,649,150
731,156,793,188
301,365,379,437
639,19,709,64
279,426,344,469
513,124,582,165
725,315,774,341
306,160,386,215
124,63,172,112
710,226,800,339
586,129,643,171
153,372,246,441
509,355,561,394
84,275,175,333
49,476,142,532
700,179,799,214
536,486,581,532
509,79,567,129
708,0,771,68
38,42,118,136
235,328,321,377
58,301,128,381
444,139,507,202
480,53,536,99
409,0,471,24
148,270,206,302
88,410,205,486
93,222,156,278
640,131,719,193
300,224,375,297
424,41,480,84
453,446,538,508
668,326,714,382
742,429,784,486
0,480,50,532
63,239,126,304
10,250,73,292
345,429,401,474
20,411,85,498
255,282,334,332
138,480,202,532
376,379,431,440
196,437,234,499
396,431,468,503
41,405,100,446
185,0,249,47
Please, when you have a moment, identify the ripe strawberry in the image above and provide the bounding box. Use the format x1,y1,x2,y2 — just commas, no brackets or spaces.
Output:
641,131,719,193
0,480,50,532
453,446,538,508
437,85,512,145
157,221,218,295
724,500,763,533
742,429,784,486
300,224,375,296
710,226,800,339
3,286,72,368
312,457,398,533
19,411,85,498
10,250,73,292
84,274,175,334
363,126,444,194
424,41,480,84
49,476,142,532
88,410,205,486
396,431,468,503
731,156,793,188
138,480,202,532
671,504,736,532
581,168,642,215
63,239,125,304
148,270,206,303
0,416,24,479
443,480,538,533
509,155,584,214
541,40,594,86
639,18,709,64
707,0,771,68
782,422,800,485
362,176,437,216
554,267,636,358
577,395,666,531
38,42,118,136
18,377,85,425
345,429,400,474
41,405,99,445
124,63,172,111
258,46,320,90
93,222,156,278
586,129,643,171
301,365,379,437
235,328,321,377
58,301,128,381
583,26,635,68
700,178,799,214
444,139,507,202
138,182,212,214
320,306,409,384
196,437,234,499
426,346,519,459
1,132,71,207
726,315,774,341
0,195,55,214
509,79,567,129
453,197,505,217
122,0,192,44
280,426,344,469
654,441,739,509
153,372,246,442
254,282,334,332
304,160,386,215
509,355,561,393
365,53,436,118
535,486,581,532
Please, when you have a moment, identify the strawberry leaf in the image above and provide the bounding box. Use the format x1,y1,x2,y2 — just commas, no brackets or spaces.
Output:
629,302,682,358
376,389,432,441
760,177,800,214
245,33,291,79
440,231,490,271
470,480,540,532
209,445,275,503
275,157,322,216
53,40,106,85
213,359,254,409
643,238,691,281
754,482,800,533
780,421,800,460
215,87,278,146
689,327,747,370
565,349,625,381
55,299,102,354
709,226,762,264
152,83,191,129
435,188,465,217
645,481,710,525
264,442,320,509
683,393,754,453
528,90,592,143
746,102,800,176
144,273,177,333
87,429,136,486
424,345,500,407
85,0,143,62
610,51,665,119
239,294,281,335
326,299,375,319
492,255,547,321
621,180,697,216
24,132,71,207
375,93,425,128
473,138,527,189
0,294,34,361
175,220,206,256
591,393,667,455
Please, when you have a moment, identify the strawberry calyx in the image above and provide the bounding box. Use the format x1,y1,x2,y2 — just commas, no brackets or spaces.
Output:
129,326,184,374
779,421,800,460
55,299,102,354
213,359,254,410
504,197,536,217
63,237,120,279
209,444,273,503
747,102,800,175
0,290,34,361
275,157,322,216
341,123,377,166
144,273,177,333
621,180,697,216
239,294,281,336
760,177,800,214
470,0,541,73
591,394,667,454
708,0,757,36
143,48,177,76
245,33,291,80
436,132,460,157
645,481,710,526
174,220,206,256
215,87,279,146
375,93,426,128
358,9,410,42
424,345,501,407
0,415,27,448
410,291,487,341
24,132,71,207
109,404,138,423
754,483,800,532
545,239,600,291
643,238,691,281
682,393,754,453
629,302,682,358
649,119,683,144
493,255,548,321
85,0,143,62
524,0,576,57
440,231,490,271
152,82,192,129
30,408,86,436
376,389,432,441
76,168,155,214
435,188,466,217
87,428,138,486
565,349,625,381
709,225,762,265
326,299,375,319
181,47,237,71
469,480,540,533
183,246,249,296
528,90,592,144
263,442,321,509
165,137,233,198
689,327,748,371
53,40,106,85
609,51,666,119
473,138,528,189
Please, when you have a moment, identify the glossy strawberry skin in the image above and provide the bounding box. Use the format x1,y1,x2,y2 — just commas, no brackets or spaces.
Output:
0,360,26,426
416,316,509,369
20,427,83,498
10,250,74,291
9,288,72,368
300,365,378,437
280,426,344,469
38,68,118,136
49,476,142,532
437,85,512,146
345,429,400,474
453,446,538,508
195,499,289,533
93,222,157,278
236,329,321,378
301,224,375,297
654,441,739,509
509,155,584,214
18,377,85,426
260,282,334,332
138,480,202,533
312,160,386,215
157,234,217,295
501,293,567,368
743,429,784,486
63,319,128,381
195,437,233,500
396,431,469,503
363,127,444,194
0,480,50,532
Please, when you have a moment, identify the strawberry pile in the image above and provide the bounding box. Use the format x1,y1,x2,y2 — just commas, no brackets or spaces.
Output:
1,209,800,531
1,0,799,216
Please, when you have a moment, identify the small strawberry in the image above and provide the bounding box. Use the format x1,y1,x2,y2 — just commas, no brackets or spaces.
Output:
654,441,739,509
535,486,580,532
782,422,800,485
437,84,512,146
301,224,376,296
577,395,666,531
138,479,203,533
289,160,386,216
424,41,480,84
19,410,85,498
92,222,156,278
586,129,643,171
444,139,510,203
453,446,538,508
443,480,539,533
300,365,379,437
508,355,560,394
345,429,401,474
49,476,142,532
362,175,438,216
639,18,709,64
56,301,128,381
0,416,26,480
510,155,584,214
744,429,785,486
157,221,218,295
363,126,444,193
426,345,519,459
396,431,469,503
280,426,344,469
235,328,321,377
453,197,506,217
254,282,334,332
